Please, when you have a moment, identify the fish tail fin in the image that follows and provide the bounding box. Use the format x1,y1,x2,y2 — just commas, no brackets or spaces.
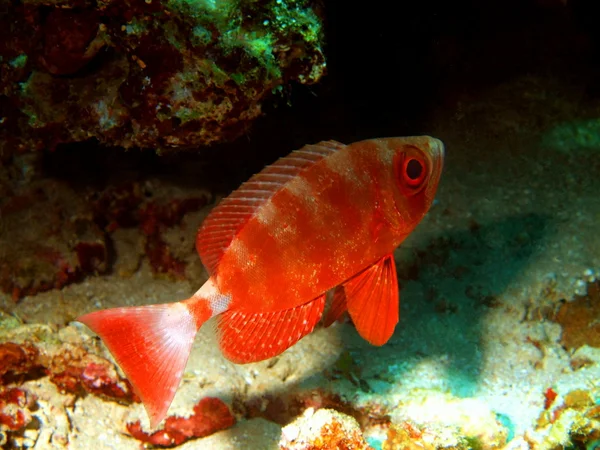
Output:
77,298,211,428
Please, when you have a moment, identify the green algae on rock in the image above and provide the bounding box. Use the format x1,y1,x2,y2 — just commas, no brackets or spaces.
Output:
0,0,326,153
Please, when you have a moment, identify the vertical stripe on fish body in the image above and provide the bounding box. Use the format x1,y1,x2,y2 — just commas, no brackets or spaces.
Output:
77,136,444,429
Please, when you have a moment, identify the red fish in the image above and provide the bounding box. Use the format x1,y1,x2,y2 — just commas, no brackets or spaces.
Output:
78,136,444,427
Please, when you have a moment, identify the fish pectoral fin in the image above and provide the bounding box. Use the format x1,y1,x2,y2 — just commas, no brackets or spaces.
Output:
322,285,348,327
77,301,204,428
217,294,326,364
344,254,399,346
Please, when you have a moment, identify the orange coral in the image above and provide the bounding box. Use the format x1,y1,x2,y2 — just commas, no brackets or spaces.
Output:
280,408,370,450
553,281,600,350
383,423,434,450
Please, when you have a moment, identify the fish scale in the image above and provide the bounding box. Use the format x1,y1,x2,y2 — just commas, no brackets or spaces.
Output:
218,144,385,310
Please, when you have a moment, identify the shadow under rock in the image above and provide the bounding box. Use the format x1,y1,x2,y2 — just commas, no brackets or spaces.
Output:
339,212,552,398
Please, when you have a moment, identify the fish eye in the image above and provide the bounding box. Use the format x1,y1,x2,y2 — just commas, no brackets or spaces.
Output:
393,148,429,195
402,155,427,188
405,158,424,184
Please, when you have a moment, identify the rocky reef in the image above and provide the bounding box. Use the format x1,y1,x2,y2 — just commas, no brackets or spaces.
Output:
0,167,211,300
0,0,326,154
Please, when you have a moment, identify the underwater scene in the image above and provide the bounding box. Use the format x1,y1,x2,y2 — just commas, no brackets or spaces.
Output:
1,0,600,448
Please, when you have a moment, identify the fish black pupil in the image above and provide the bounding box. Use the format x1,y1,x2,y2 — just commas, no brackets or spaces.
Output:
406,159,423,180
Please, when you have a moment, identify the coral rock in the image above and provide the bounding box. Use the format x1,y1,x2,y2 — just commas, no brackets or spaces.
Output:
383,423,434,450
532,388,600,449
0,180,107,300
0,169,210,299
126,397,235,447
553,281,600,351
0,0,326,153
0,342,40,382
0,326,137,404
48,345,137,402
279,408,370,450
0,387,36,432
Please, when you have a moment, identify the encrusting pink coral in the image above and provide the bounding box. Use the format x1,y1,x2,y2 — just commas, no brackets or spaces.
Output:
126,397,235,447
0,387,35,431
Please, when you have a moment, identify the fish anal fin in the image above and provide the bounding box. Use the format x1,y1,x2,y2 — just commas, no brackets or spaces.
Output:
323,286,348,327
77,301,204,428
196,141,346,274
217,294,326,363
344,254,399,346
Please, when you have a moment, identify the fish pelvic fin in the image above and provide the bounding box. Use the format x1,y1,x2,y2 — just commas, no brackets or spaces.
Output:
77,298,211,428
341,254,399,346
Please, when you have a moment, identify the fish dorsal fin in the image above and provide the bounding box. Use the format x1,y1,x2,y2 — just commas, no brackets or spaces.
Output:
217,294,326,363
340,254,399,346
196,141,345,274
